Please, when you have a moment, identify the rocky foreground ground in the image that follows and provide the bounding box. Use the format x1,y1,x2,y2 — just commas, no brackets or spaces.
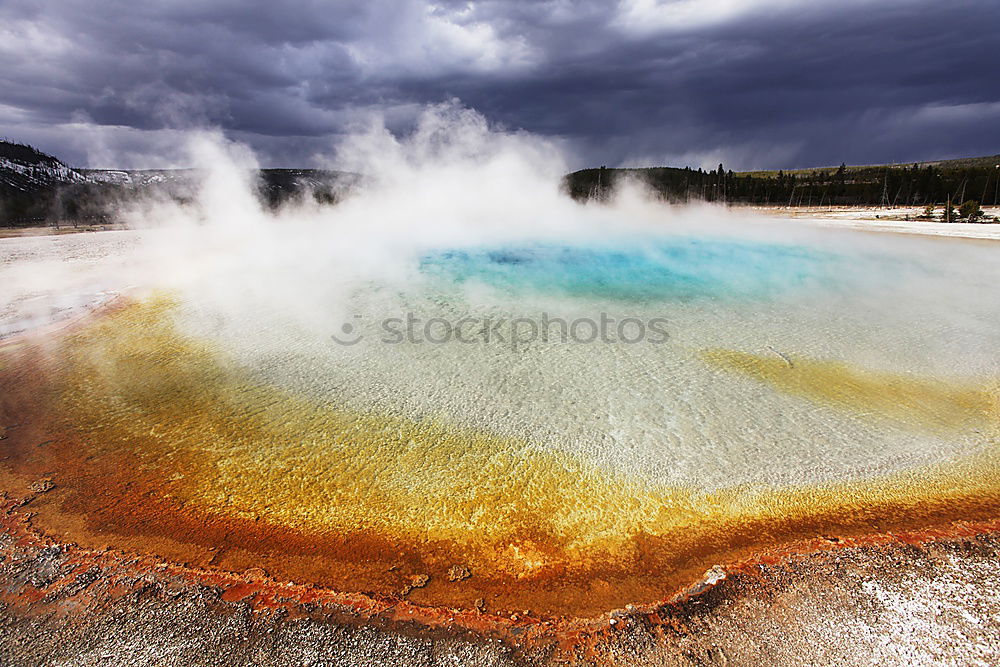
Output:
2,492,998,666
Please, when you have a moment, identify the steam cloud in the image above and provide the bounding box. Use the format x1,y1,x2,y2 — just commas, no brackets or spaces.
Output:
2,101,999,386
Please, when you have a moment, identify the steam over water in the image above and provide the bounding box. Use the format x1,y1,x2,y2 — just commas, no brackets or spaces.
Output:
183,227,999,491
2,107,1000,613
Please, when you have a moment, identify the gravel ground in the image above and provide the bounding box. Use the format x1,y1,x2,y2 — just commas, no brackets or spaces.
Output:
2,511,999,666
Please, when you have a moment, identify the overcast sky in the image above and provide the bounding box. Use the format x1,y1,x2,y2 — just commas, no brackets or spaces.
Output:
2,0,998,170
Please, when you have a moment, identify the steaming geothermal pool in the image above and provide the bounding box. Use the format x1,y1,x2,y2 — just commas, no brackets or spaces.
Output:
1,222,1000,617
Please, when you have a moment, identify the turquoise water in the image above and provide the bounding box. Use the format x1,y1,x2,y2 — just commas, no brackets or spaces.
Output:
421,237,837,303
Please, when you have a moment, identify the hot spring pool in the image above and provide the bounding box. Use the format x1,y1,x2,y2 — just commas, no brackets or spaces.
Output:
2,226,999,616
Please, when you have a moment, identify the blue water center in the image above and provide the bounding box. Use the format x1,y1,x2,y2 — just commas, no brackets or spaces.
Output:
421,237,836,302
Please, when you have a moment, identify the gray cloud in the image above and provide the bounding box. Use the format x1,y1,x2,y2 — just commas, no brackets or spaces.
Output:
1,0,998,169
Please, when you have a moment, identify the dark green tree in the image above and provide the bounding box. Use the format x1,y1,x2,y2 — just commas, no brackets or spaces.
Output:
959,200,983,221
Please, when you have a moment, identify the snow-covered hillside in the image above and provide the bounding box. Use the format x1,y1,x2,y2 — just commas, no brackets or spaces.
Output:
0,142,92,193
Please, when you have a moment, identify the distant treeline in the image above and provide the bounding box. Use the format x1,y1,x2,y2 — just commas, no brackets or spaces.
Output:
1,173,357,229
0,183,140,226
0,178,202,227
1,138,368,227
6,135,1000,227
565,161,1000,207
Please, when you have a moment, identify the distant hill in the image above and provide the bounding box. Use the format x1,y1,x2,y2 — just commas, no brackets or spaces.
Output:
5,138,999,226
0,140,360,226
737,154,1000,178
0,141,100,224
0,141,91,193
566,155,1000,207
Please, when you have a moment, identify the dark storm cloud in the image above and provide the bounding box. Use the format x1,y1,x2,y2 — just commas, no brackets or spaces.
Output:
1,0,998,168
